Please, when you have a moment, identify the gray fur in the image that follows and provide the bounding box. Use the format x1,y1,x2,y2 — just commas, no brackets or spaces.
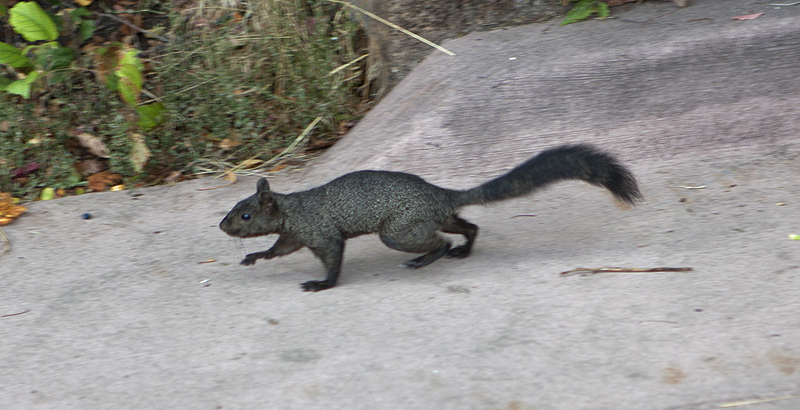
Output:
219,144,641,291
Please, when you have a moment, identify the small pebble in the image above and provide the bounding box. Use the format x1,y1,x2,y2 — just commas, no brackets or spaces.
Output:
81,213,92,220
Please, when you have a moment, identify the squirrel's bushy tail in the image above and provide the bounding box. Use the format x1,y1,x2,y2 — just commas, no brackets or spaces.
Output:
458,144,642,206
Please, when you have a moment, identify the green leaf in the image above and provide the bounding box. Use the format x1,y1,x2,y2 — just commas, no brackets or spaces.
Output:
5,71,40,98
113,49,143,106
9,2,59,42
136,102,166,131
115,63,142,106
560,0,598,26
119,49,144,72
117,77,137,106
0,42,33,68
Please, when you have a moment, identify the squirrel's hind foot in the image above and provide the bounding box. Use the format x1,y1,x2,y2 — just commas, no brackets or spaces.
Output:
445,245,471,259
301,280,335,292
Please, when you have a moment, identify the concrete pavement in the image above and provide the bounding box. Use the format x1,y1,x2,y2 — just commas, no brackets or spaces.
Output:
2,1,800,408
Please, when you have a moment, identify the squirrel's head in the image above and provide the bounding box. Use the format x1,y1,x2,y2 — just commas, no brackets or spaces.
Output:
220,178,282,237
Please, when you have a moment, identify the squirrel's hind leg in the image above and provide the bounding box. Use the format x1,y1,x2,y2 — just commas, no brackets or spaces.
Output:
402,243,451,269
441,215,478,259
379,221,452,269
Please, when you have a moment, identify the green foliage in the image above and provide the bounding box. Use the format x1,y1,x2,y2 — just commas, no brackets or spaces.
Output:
5,71,39,98
0,42,32,68
1,0,366,196
0,99,98,196
8,1,58,41
116,62,142,106
116,50,145,107
94,46,163,172
69,7,95,42
1,1,161,177
561,0,610,26
95,45,148,109
34,42,76,71
136,102,166,131
0,2,84,98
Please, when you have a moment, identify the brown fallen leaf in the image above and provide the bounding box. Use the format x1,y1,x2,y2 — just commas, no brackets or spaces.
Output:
732,12,764,20
76,132,110,158
87,171,123,191
129,132,151,174
0,193,27,226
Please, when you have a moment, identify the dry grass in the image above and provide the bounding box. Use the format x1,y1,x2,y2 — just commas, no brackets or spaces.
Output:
154,0,369,176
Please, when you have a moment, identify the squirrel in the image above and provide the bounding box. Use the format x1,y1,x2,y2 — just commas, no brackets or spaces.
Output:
220,144,642,291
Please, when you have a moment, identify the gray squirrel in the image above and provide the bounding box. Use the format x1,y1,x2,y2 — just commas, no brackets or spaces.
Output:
220,144,641,291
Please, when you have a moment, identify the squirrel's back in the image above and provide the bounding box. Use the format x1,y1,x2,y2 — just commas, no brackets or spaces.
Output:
291,170,460,237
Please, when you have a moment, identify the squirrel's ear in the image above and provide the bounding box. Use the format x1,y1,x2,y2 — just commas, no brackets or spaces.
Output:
256,178,270,193
258,189,280,216
256,177,279,216
258,191,280,216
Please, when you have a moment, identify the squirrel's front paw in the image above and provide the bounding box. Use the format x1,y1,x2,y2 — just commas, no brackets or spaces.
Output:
241,254,260,266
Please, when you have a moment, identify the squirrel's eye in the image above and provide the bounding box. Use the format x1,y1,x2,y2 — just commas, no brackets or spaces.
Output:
242,213,251,220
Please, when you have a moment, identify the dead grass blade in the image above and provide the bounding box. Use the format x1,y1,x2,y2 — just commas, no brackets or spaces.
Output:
327,0,455,56
561,267,694,276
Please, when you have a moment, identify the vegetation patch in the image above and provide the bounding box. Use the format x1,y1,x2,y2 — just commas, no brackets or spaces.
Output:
1,0,369,198
560,0,610,26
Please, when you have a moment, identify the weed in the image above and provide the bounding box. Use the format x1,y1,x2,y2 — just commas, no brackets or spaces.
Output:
561,0,610,25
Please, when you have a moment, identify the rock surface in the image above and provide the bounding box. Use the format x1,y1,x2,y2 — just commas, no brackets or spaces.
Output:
350,0,567,95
